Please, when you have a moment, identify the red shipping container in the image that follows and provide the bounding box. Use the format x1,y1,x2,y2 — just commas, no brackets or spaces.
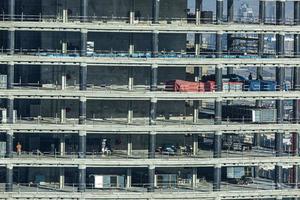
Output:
165,80,204,92
204,81,216,92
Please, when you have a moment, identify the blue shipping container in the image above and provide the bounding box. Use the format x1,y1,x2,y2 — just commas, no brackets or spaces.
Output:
260,80,276,91
244,80,261,91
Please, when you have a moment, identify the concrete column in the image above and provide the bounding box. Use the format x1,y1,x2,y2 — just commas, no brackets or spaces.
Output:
213,164,221,191
129,0,135,24
193,67,201,123
149,98,157,125
275,23,285,190
7,62,14,89
193,134,198,156
127,134,132,156
78,165,86,192
7,97,14,124
195,34,202,56
80,29,88,56
6,130,13,158
128,66,134,124
78,131,86,159
216,32,223,58
148,131,156,159
61,66,66,90
126,168,132,188
6,164,13,192
259,0,266,24
150,65,158,91
227,0,234,23
8,0,15,20
59,134,65,189
80,0,88,22
214,131,222,158
79,63,87,91
195,0,202,25
275,163,283,189
152,31,159,57
127,101,133,124
148,165,155,192
193,100,199,123
60,100,66,124
79,97,87,124
152,0,160,24
215,98,222,125
8,28,15,55
215,65,223,92
253,133,261,147
216,0,224,24
227,0,234,61
292,133,299,189
129,33,134,55
192,167,197,189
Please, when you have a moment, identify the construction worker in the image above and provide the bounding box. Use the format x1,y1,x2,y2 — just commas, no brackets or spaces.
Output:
248,73,253,80
16,142,22,156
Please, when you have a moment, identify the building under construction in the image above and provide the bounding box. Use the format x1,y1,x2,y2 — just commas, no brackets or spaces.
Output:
0,0,300,199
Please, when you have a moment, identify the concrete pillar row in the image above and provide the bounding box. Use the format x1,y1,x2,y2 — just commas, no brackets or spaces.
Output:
78,164,86,192
148,131,156,159
5,130,13,158
5,164,13,192
213,164,221,191
148,165,155,192
78,130,87,159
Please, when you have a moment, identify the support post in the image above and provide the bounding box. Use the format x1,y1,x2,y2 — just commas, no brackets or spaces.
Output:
149,98,157,125
78,131,86,159
152,0,160,24
126,168,132,188
195,0,202,25
127,134,132,156
216,32,223,58
79,97,87,124
80,63,87,91
192,167,197,189
78,165,86,192
148,165,155,192
6,130,13,158
60,100,66,124
80,0,88,22
216,0,224,24
152,31,159,57
227,0,234,61
8,0,15,21
59,134,65,189
148,131,156,159
213,164,221,191
130,0,135,24
214,131,222,158
61,66,66,90
80,29,88,57
7,62,14,89
7,97,14,124
193,134,198,156
129,34,134,55
150,65,158,91
6,164,13,192
128,66,134,123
